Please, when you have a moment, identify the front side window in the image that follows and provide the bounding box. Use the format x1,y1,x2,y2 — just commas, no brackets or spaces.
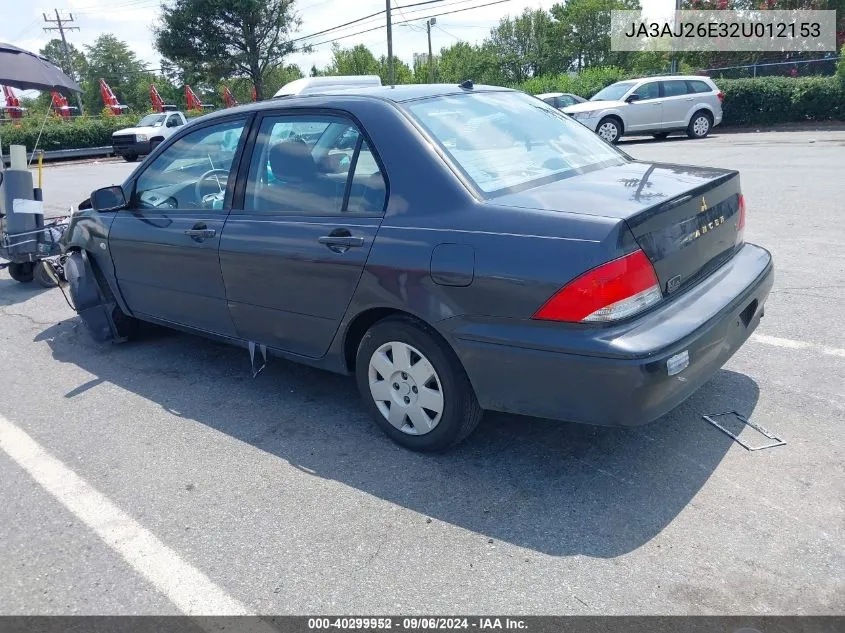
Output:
134,119,246,210
244,114,387,215
662,80,689,98
632,82,660,101
166,114,183,128
405,91,624,195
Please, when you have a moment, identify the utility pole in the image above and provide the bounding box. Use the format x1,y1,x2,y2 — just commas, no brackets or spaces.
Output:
670,0,681,74
43,9,84,114
386,0,395,86
426,18,436,83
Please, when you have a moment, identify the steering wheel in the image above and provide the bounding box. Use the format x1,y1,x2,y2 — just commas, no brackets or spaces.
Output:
194,169,230,205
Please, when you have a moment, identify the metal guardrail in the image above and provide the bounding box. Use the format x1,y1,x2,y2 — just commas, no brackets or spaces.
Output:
1,146,114,165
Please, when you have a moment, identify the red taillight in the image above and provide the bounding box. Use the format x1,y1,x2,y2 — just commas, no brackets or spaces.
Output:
533,249,662,323
717,91,725,102
736,193,746,245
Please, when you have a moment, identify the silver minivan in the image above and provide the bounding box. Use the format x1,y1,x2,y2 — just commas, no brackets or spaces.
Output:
562,76,724,143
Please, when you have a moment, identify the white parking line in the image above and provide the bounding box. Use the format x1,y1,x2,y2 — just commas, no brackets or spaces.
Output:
0,413,253,617
751,333,845,358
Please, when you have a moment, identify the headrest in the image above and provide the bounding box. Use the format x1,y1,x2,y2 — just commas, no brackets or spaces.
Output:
268,138,318,182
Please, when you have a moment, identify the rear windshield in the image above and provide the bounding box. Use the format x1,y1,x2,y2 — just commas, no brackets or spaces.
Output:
404,91,624,195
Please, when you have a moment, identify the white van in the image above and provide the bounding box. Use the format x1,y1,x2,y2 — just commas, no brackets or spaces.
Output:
273,75,382,99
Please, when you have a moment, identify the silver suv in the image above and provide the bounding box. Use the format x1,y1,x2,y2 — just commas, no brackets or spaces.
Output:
562,76,724,143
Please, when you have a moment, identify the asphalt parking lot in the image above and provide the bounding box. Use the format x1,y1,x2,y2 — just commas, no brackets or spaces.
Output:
1,129,843,615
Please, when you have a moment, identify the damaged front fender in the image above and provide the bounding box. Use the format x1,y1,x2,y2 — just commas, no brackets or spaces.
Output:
64,250,129,343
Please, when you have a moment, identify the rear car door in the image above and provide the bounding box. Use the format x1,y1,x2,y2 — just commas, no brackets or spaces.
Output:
660,80,693,129
108,116,249,336
220,111,388,358
624,81,663,132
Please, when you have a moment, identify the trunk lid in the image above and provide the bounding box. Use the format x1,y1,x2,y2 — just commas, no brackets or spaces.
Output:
493,161,743,295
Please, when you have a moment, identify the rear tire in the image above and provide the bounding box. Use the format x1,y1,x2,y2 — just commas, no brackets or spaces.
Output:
122,153,139,162
687,111,712,139
7,262,34,283
355,315,483,452
596,117,622,144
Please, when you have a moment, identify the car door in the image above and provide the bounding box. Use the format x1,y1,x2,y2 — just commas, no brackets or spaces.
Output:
623,81,663,132
220,111,387,358
660,80,693,129
108,116,250,336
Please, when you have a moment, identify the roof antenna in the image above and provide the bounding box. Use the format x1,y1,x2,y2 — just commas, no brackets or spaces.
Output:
459,79,473,90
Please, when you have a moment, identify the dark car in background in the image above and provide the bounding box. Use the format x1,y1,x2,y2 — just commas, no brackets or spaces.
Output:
62,84,773,452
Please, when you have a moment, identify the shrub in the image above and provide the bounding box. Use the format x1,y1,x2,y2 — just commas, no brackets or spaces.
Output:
521,67,627,99
715,76,845,126
0,114,141,152
838,45,845,84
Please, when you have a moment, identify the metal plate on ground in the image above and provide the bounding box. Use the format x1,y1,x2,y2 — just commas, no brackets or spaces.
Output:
702,410,786,451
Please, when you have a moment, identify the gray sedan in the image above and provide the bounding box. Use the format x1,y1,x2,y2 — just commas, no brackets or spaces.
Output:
63,84,772,451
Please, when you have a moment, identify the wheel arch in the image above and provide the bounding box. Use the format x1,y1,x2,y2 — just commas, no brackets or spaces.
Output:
687,106,714,126
342,306,458,374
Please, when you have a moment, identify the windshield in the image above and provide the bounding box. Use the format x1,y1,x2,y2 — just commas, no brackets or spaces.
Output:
590,82,636,102
405,91,624,195
137,114,166,127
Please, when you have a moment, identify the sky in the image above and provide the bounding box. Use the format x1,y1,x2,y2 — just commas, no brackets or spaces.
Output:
2,0,667,96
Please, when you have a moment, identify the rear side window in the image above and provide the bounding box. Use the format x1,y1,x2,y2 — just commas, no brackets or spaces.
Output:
243,114,387,215
687,80,714,94
662,80,689,98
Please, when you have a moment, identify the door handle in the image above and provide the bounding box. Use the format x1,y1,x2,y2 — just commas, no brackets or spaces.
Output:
184,225,216,239
318,236,365,248
318,229,365,253
685,97,694,101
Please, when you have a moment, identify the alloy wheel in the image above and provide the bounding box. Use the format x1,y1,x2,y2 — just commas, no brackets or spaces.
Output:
693,115,710,137
598,121,619,143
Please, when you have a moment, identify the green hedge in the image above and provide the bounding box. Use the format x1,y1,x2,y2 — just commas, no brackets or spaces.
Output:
0,114,141,151
715,76,845,126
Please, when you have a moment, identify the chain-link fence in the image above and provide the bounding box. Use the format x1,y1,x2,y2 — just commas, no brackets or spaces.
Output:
705,56,842,78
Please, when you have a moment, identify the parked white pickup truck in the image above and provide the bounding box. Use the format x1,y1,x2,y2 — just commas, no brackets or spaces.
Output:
111,111,188,162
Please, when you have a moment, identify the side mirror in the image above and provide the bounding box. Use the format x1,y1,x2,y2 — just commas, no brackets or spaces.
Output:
90,186,127,212
626,94,641,103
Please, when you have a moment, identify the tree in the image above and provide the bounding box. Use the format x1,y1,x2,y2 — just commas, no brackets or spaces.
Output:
488,9,554,83
548,0,641,72
83,34,146,113
155,0,303,100
39,39,88,82
436,42,500,84
378,56,414,84
323,43,381,76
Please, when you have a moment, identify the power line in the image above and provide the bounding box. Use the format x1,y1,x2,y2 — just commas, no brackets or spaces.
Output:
307,0,515,48
293,0,444,44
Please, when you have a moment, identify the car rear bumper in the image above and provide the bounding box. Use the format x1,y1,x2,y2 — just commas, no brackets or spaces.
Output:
445,243,773,426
